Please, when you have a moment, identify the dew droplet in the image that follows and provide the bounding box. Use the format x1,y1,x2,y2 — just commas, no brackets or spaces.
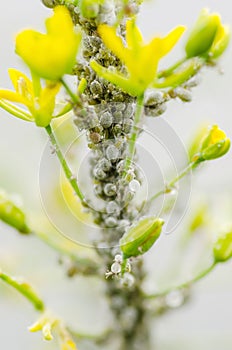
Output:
106,201,120,214
121,273,135,288
111,262,121,274
114,254,123,264
105,216,117,227
165,290,184,308
129,179,140,192
106,145,119,161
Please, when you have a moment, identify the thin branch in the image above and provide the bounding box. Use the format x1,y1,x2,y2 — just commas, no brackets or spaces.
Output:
0,270,45,311
45,124,85,203
145,263,216,299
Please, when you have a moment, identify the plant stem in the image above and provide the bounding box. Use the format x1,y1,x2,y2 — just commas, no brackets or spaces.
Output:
45,124,85,203
145,262,216,299
0,270,45,311
0,99,32,121
60,78,80,105
147,161,195,206
157,57,187,79
124,94,144,172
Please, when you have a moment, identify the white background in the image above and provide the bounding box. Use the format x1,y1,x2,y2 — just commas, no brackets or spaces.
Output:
0,1,232,349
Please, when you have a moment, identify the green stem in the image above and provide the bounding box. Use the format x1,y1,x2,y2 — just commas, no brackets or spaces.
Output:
45,124,85,203
69,327,112,342
0,270,45,311
145,262,216,299
124,94,144,172
0,99,32,121
157,57,187,79
60,78,80,105
147,162,195,206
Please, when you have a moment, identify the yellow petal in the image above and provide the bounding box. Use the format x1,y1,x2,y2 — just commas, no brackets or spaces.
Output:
158,25,186,58
34,81,61,127
126,19,143,49
0,89,28,105
90,60,143,96
98,24,129,63
8,68,34,97
210,126,226,144
16,6,81,80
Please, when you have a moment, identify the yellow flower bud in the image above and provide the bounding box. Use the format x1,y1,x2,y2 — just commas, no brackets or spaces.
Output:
214,231,232,263
120,217,164,258
199,125,230,161
0,192,30,233
185,9,225,58
209,24,230,59
15,6,81,81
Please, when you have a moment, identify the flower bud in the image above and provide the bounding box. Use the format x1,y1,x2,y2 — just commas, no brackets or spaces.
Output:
79,0,100,18
214,231,232,263
120,217,164,258
209,24,230,59
41,0,56,8
185,9,221,58
199,125,230,161
0,192,30,234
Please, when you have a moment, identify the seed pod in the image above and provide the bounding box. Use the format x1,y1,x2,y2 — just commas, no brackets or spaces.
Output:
214,231,232,263
0,193,30,234
120,217,164,258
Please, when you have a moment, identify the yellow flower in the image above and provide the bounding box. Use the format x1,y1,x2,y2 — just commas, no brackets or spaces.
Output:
90,19,185,96
15,6,81,81
191,125,231,162
214,230,232,263
61,339,78,350
0,68,61,127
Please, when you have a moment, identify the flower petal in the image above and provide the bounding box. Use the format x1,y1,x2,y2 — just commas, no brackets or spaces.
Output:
98,24,129,63
90,60,142,96
158,25,186,58
16,6,81,80
8,68,33,97
126,19,143,49
34,81,61,127
0,89,28,104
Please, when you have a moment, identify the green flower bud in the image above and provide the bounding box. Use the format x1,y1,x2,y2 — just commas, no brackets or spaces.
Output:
41,0,56,8
120,217,164,258
0,192,30,234
79,0,102,18
199,125,230,161
185,9,221,58
209,24,230,59
214,231,232,263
